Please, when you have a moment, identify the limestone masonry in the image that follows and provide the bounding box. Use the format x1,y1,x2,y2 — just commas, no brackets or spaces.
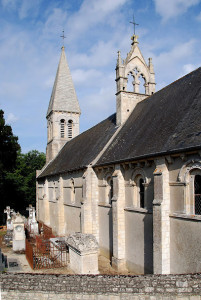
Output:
36,32,201,275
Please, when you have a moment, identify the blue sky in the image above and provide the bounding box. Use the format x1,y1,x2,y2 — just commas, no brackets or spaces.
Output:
0,0,201,153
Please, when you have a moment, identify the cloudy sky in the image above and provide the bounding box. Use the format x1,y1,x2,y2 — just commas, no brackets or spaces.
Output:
1,0,201,153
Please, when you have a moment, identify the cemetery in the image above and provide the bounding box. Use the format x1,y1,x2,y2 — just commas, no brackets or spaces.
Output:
0,205,113,275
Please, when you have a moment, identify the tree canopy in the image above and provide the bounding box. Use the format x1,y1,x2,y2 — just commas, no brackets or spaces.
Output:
0,109,46,224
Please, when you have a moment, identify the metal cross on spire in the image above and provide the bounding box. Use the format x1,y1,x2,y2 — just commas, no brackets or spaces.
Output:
130,14,139,35
60,30,66,46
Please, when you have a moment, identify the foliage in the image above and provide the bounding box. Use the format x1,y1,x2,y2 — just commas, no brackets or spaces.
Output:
0,109,46,224
0,109,20,222
5,150,46,212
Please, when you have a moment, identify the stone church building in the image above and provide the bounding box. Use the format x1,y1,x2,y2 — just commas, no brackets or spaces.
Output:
36,33,201,275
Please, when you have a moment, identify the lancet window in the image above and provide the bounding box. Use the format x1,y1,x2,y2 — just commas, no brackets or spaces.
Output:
68,120,73,138
60,119,65,138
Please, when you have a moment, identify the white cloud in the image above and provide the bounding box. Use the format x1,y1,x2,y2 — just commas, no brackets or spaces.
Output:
72,69,102,86
196,11,201,21
42,8,68,38
66,0,128,37
154,0,201,21
6,113,18,124
1,0,41,19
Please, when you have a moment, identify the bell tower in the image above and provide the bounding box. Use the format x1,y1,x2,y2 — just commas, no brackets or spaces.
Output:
116,34,156,126
46,46,81,163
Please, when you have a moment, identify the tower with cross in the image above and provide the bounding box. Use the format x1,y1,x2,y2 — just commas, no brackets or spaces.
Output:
115,18,155,126
46,31,81,163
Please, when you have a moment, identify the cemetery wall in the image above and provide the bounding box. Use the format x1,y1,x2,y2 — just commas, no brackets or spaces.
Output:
0,273,201,299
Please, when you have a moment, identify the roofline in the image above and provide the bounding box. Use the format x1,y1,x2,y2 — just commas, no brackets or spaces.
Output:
37,165,87,180
94,145,201,168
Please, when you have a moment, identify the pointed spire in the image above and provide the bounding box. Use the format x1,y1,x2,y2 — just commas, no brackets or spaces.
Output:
47,46,81,117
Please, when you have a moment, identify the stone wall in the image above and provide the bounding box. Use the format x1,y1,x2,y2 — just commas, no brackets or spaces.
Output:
1,273,201,299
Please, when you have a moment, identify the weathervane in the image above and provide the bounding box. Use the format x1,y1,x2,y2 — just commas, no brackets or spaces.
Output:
130,14,139,35
60,30,66,46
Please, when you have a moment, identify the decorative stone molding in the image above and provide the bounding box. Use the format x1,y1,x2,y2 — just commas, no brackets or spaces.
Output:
178,159,201,183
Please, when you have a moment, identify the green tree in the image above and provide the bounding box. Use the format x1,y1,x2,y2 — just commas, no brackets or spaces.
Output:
0,109,20,223
5,150,46,215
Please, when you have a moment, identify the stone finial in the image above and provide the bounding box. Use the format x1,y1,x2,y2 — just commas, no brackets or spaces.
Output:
65,233,98,253
131,34,139,45
116,51,122,67
149,57,154,73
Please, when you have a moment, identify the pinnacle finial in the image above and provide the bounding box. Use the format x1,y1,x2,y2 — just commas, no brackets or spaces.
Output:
117,51,122,66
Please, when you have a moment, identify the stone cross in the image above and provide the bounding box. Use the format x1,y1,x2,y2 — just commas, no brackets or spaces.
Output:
4,206,14,221
26,204,33,220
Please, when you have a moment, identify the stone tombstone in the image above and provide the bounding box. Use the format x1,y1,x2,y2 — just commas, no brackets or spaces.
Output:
26,204,38,235
12,213,26,252
4,206,14,231
65,233,99,274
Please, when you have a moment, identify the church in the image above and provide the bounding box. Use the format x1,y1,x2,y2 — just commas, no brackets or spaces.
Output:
36,32,201,275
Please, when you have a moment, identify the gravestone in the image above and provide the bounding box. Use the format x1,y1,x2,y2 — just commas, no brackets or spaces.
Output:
4,206,14,231
65,233,99,274
12,213,26,252
26,204,38,235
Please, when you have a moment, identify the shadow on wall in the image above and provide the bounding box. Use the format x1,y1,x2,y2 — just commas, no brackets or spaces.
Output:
144,212,153,274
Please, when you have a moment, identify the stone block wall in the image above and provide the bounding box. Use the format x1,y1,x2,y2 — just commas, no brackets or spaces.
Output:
1,273,201,299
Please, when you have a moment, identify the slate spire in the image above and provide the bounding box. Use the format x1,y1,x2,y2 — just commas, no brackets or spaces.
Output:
47,46,81,117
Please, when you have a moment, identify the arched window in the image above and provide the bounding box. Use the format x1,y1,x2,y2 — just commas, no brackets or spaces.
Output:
139,178,145,208
127,73,134,92
60,119,65,138
138,74,146,94
194,175,201,215
133,174,145,208
68,120,73,138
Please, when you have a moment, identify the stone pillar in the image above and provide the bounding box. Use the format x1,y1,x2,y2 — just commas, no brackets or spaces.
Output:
112,165,127,272
43,179,50,226
57,175,65,235
81,167,96,234
153,158,170,274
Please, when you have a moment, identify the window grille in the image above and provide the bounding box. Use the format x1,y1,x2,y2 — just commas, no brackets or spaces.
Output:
68,120,73,138
139,178,145,208
60,119,65,138
194,175,201,215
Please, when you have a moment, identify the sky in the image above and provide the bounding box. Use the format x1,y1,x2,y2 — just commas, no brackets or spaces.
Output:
0,0,201,153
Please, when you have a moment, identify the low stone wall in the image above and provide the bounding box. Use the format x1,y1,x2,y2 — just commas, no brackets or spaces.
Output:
0,272,201,299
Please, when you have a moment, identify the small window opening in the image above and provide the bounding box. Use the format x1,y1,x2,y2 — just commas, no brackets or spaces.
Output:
194,175,201,215
60,119,65,138
68,120,73,138
138,75,145,94
127,73,134,92
139,178,145,208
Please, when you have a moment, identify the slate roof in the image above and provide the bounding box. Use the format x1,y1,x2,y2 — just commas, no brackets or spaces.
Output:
47,47,81,117
38,114,117,178
96,67,201,166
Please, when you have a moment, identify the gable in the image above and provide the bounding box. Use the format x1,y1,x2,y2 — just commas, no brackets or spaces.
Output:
96,67,201,166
